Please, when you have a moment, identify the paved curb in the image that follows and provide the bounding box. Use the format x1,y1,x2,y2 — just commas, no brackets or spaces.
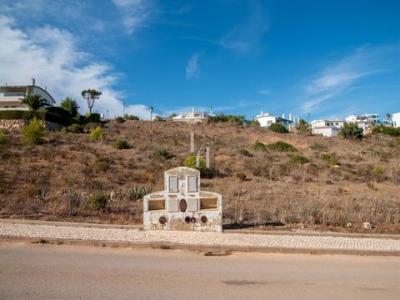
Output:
2,235,400,257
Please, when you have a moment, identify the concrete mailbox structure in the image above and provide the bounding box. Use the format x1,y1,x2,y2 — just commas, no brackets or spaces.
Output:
143,167,222,232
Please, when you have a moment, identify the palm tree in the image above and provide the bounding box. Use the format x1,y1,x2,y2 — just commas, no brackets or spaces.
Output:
22,94,48,111
81,89,102,114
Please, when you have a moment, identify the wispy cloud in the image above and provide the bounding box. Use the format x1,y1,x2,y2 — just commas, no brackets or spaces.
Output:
112,0,153,35
185,53,200,79
258,89,270,95
301,45,400,113
219,0,268,53
0,15,149,119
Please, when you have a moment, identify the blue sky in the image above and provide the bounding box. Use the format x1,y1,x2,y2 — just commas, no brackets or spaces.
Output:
0,0,399,120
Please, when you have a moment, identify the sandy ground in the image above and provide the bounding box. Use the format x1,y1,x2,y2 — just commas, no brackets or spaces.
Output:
0,242,399,300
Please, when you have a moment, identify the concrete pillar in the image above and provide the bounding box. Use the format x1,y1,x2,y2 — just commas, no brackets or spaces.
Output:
190,131,195,153
206,147,210,168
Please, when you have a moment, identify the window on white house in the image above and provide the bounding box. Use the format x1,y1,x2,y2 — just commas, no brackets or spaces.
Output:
188,176,198,192
169,176,179,193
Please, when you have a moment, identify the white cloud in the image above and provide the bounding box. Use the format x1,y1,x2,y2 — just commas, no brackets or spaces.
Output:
0,15,149,119
112,0,152,35
185,53,200,79
301,45,400,113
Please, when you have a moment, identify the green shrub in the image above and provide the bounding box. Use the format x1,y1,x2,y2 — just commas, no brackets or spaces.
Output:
124,114,140,120
252,140,266,151
95,159,111,172
371,166,385,182
90,127,103,141
207,114,245,126
296,119,311,135
85,113,101,123
321,153,340,165
290,155,310,164
128,186,152,201
372,125,400,137
21,118,46,145
115,116,125,123
154,148,174,159
0,110,27,120
66,123,83,133
340,123,363,139
113,139,130,149
249,120,260,127
88,192,108,211
269,123,288,133
0,131,9,145
267,141,297,152
184,154,206,172
236,172,247,181
238,148,253,157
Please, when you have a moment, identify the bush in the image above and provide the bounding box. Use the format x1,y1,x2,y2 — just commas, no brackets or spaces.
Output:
340,123,363,139
21,118,46,145
371,166,385,182
321,153,340,166
252,140,266,152
309,142,327,151
290,155,310,164
238,148,253,157
207,114,245,126
296,119,311,135
60,97,79,117
267,141,297,152
154,148,174,159
184,154,206,172
269,123,288,134
88,192,108,211
124,114,140,120
0,131,9,145
85,113,101,123
236,172,247,181
372,125,400,137
128,186,152,201
115,117,125,123
66,123,83,133
90,127,103,141
113,139,130,149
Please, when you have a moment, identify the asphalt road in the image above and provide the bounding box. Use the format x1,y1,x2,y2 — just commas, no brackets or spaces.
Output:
0,243,399,300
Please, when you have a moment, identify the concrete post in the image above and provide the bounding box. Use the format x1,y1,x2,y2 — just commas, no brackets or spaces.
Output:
206,147,210,168
190,131,195,153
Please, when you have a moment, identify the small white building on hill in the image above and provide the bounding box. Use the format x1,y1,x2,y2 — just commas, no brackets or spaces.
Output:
0,79,55,111
392,113,400,128
172,108,209,123
254,112,294,130
345,113,380,135
311,120,345,137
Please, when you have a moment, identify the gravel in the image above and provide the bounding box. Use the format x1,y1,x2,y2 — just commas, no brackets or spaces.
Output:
1,223,400,253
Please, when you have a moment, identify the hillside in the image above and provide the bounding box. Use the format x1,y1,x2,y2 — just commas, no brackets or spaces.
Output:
1,120,400,233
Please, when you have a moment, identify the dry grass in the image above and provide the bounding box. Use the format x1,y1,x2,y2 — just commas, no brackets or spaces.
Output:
0,120,399,233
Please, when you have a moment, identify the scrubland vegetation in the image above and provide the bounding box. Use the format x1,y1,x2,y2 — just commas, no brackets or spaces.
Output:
1,120,400,233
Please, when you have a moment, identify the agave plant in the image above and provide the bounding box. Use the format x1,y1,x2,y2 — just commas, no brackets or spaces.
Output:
128,186,152,201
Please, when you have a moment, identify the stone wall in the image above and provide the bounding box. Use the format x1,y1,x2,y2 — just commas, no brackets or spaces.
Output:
0,119,25,131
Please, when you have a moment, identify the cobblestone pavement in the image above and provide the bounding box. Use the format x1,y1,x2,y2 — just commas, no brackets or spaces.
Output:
1,222,400,253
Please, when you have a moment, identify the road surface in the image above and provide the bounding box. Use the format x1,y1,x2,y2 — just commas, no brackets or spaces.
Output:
0,242,399,300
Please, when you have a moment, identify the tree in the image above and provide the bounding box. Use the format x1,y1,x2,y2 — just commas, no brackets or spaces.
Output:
296,119,311,135
22,94,48,111
60,97,79,117
340,123,363,140
81,89,101,114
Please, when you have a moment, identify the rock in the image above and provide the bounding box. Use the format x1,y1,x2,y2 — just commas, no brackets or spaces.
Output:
363,222,372,229
346,222,352,228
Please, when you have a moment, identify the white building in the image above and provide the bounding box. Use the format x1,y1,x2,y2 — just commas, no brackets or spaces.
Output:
345,113,380,135
0,79,55,111
254,112,294,130
311,120,345,137
143,167,222,232
392,113,400,128
172,108,209,123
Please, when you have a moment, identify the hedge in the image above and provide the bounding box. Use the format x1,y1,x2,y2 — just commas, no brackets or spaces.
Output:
0,109,72,126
